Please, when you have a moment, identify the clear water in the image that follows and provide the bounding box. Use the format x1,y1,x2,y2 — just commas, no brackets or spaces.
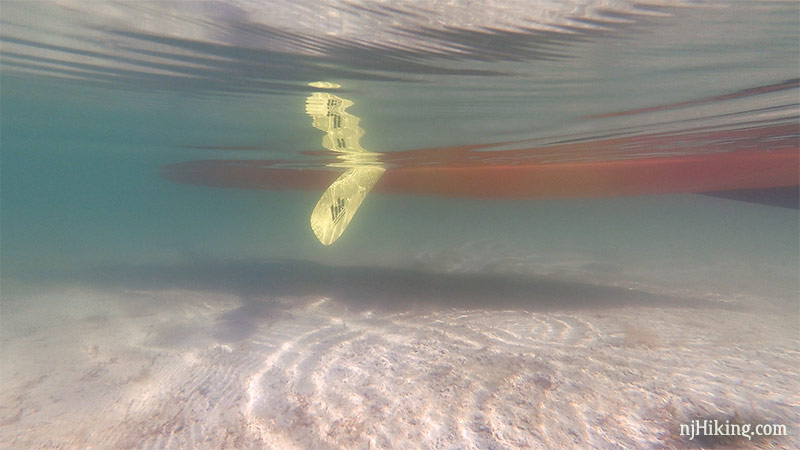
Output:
2,1,797,282
1,1,798,448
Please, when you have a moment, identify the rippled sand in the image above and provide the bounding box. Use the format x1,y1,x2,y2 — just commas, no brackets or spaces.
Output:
1,280,797,449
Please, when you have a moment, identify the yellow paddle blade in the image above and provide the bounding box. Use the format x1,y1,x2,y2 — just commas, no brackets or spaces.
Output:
307,81,341,89
305,92,365,153
305,86,385,245
309,166,386,245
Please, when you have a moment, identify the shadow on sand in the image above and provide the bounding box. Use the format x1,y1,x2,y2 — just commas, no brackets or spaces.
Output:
43,258,741,314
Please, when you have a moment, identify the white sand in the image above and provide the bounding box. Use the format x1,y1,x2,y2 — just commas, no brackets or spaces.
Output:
1,281,797,449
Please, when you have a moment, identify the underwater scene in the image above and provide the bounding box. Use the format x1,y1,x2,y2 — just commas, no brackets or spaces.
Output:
1,1,798,448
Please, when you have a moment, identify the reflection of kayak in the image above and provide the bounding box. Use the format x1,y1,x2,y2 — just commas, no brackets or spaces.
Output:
168,81,798,246
379,149,798,199
167,113,798,206
162,146,798,205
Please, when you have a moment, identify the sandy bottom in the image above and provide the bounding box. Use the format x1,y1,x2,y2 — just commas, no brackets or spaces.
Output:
1,280,797,449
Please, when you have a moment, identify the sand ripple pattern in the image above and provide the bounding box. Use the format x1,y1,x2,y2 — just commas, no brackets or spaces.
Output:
1,288,797,449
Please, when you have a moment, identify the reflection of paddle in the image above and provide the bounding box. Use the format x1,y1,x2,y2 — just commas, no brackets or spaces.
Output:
305,85,384,245
310,166,385,245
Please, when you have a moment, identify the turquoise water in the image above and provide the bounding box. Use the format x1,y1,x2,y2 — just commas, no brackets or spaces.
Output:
3,1,797,288
0,2,799,447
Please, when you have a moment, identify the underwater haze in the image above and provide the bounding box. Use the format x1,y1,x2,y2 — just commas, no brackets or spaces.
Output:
1,1,798,448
